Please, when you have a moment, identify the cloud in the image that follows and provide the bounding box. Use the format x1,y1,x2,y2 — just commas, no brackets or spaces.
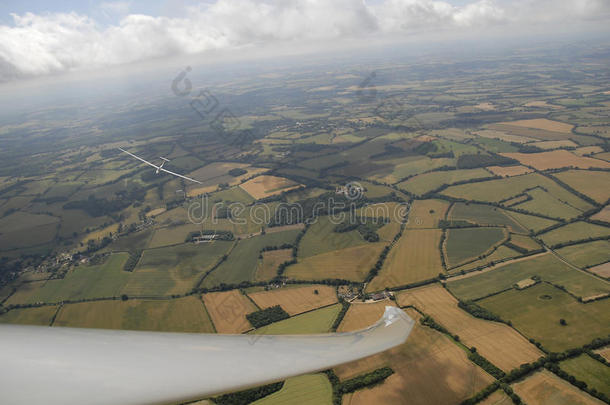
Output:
0,0,608,81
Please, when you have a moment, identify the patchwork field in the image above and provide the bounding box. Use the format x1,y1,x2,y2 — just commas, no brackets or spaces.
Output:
0,306,57,326
560,354,610,397
252,303,342,335
538,221,610,247
444,227,507,268
514,187,584,220
509,234,542,252
448,245,522,274
501,150,610,170
285,243,385,282
53,296,215,333
498,119,574,133
486,165,532,177
447,253,609,301
511,370,604,405
479,283,610,352
449,203,527,233
555,240,610,268
255,249,293,281
298,216,366,258
504,210,558,233
248,285,337,316
405,199,450,229
367,229,444,292
202,290,257,333
337,300,396,332
397,284,542,371
240,175,302,199
336,308,493,404
147,223,201,249
553,170,610,204
251,374,332,405
531,140,578,150
397,168,491,196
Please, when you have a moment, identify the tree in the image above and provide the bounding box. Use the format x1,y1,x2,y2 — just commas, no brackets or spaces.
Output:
559,318,567,326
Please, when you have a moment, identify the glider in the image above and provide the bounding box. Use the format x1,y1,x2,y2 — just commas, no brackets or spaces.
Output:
0,306,414,405
118,147,202,184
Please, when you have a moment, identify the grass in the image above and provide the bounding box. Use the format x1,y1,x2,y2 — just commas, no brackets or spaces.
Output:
203,230,301,288
298,216,366,258
147,223,202,248
367,229,443,292
553,170,610,204
397,168,491,196
448,245,521,274
555,240,610,268
447,253,609,301
406,199,450,229
53,296,215,333
122,241,232,296
0,306,57,326
560,354,610,397
512,370,603,405
539,221,610,247
478,283,610,352
503,210,558,233
449,203,527,233
255,249,293,281
514,188,583,220
252,303,342,335
445,227,507,268
251,374,332,405
509,234,542,252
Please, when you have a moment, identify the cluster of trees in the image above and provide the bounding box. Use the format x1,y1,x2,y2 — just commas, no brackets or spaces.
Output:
64,188,146,217
333,217,385,242
123,250,142,272
228,168,248,177
330,300,350,332
468,347,505,379
458,300,504,322
437,219,475,229
336,367,394,395
246,305,290,328
211,381,284,405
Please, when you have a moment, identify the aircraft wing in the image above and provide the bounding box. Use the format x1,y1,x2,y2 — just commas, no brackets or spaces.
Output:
0,306,414,405
159,166,202,184
118,147,160,169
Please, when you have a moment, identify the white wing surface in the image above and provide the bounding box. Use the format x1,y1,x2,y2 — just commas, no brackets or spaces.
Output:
0,306,414,405
118,148,201,184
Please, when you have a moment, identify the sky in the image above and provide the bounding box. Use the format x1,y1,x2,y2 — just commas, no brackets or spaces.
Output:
0,0,609,83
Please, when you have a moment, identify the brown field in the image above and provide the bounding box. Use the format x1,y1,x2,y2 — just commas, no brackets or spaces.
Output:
591,206,610,222
501,150,610,170
202,290,257,333
254,249,293,281
406,199,451,229
479,389,512,405
367,229,444,292
475,129,535,143
397,284,543,371
524,101,563,109
337,307,493,405
337,300,396,332
499,119,573,133
486,165,533,177
553,170,610,204
588,262,610,278
239,175,302,199
247,285,337,316
511,370,604,405
574,146,604,156
286,242,386,282
531,140,578,150
594,346,610,362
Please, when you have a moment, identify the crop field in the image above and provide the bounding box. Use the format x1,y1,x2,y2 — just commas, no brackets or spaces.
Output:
498,119,574,133
286,243,385,281
0,306,57,326
202,230,300,288
560,354,610,397
405,199,450,229
337,300,396,332
595,347,610,362
531,140,578,149
509,234,542,252
556,240,610,268
252,303,342,335
371,156,455,184
367,229,443,292
511,370,603,405
447,253,610,301
502,150,610,170
553,170,610,204
397,284,543,371
479,390,512,405
53,296,215,333
202,290,257,333
122,242,232,296
448,203,527,233
147,224,202,249
538,221,610,247
0,211,59,251
336,308,493,404
444,227,507,268
448,245,521,274
298,216,366,258
247,285,337,316
240,175,302,199
588,262,610,278
255,249,293,281
397,168,491,196
251,374,332,405
591,205,610,222
514,187,584,220
486,165,532,177
478,283,610,352
503,210,558,233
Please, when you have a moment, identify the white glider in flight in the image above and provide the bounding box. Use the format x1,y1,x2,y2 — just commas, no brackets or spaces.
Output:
0,306,414,405
118,147,201,184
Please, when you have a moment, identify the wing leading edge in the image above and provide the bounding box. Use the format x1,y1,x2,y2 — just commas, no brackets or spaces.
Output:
0,306,414,405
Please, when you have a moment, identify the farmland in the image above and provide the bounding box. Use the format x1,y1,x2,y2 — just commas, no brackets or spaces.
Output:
511,370,604,405
538,221,610,247
553,170,610,204
240,175,302,200
251,374,332,405
405,199,450,229
397,168,491,196
448,203,528,233
255,249,293,281
555,240,610,268
501,150,610,170
560,354,610,397
444,227,507,268
298,216,367,258
202,290,258,333
247,285,337,316
252,303,342,335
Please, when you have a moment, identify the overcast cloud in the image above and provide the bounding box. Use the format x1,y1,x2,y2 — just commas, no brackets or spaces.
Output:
0,0,609,82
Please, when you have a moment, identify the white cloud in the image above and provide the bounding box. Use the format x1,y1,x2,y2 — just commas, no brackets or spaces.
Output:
0,0,608,81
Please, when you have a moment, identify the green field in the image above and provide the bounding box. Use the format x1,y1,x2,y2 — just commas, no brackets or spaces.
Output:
447,253,610,300
445,227,507,268
122,241,233,296
539,221,610,247
53,296,215,332
251,374,333,405
448,245,522,274
555,240,610,268
0,306,57,326
298,216,366,258
514,188,583,220
397,168,491,196
479,283,610,352
504,210,558,233
559,354,610,397
253,304,342,334
203,230,301,288
553,170,610,204
449,203,528,233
